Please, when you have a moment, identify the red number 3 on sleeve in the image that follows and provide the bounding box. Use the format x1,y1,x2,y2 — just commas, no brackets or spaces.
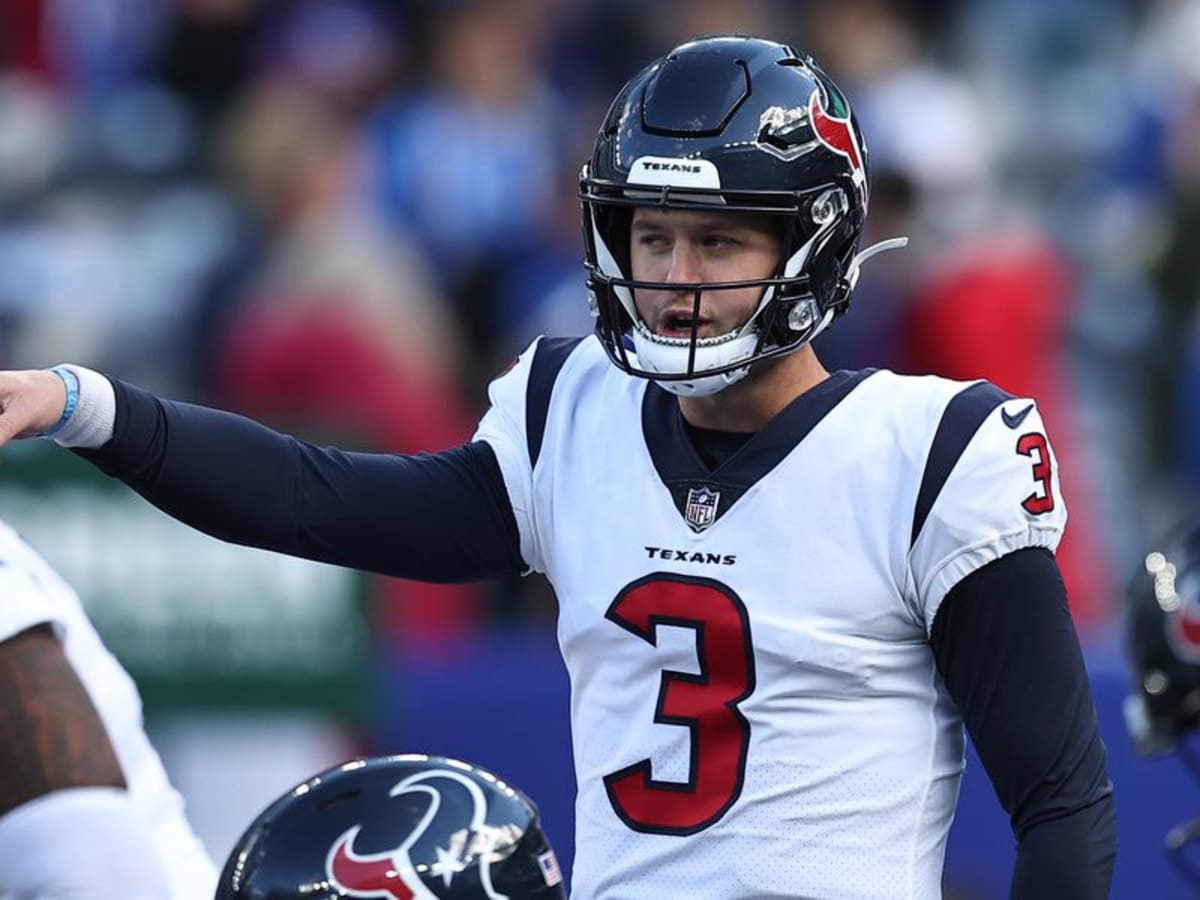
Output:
1016,433,1056,515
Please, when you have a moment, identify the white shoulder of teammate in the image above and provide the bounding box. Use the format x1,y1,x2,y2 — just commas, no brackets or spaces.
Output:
0,522,72,643
0,522,218,899
0,787,173,900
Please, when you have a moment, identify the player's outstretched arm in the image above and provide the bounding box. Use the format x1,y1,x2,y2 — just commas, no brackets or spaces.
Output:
0,366,526,582
0,369,70,446
931,548,1117,899
0,625,172,897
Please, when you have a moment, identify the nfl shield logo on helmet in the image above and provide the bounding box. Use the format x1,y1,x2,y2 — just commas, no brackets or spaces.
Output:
685,486,721,532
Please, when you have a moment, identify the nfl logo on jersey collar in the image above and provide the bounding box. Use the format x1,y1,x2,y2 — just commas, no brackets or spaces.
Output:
684,486,720,532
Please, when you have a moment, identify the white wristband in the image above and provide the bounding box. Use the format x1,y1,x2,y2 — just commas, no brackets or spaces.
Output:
0,787,171,898
47,365,117,449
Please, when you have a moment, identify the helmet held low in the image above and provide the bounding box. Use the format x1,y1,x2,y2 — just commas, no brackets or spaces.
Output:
580,34,904,397
216,755,566,900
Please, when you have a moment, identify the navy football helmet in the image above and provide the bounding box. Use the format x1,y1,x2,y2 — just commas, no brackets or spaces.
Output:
1126,517,1200,751
1126,516,1200,888
580,34,905,396
216,755,566,900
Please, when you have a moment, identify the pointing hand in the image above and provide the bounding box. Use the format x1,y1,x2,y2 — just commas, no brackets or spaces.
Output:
0,370,69,448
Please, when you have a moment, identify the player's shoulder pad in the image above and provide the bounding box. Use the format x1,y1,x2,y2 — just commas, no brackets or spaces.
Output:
905,382,1065,622
526,336,590,468
910,379,1018,547
484,335,595,469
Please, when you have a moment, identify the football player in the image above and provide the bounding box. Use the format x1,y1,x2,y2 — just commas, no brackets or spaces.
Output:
1126,515,1200,892
0,35,1114,898
216,754,565,899
0,519,216,898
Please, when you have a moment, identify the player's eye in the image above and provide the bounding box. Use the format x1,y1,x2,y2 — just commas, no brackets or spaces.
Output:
637,233,670,249
702,234,739,248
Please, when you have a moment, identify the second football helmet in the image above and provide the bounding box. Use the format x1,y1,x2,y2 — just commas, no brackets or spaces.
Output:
1126,517,1200,753
1126,515,1200,889
215,755,566,900
580,34,905,396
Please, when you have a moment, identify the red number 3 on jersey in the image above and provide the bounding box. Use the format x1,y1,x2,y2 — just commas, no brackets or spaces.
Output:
604,574,755,835
1016,432,1056,515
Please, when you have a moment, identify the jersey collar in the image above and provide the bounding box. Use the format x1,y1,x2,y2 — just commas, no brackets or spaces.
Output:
641,368,878,532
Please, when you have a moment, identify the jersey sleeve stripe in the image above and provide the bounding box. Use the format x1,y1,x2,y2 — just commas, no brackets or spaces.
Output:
910,381,1013,548
525,336,587,469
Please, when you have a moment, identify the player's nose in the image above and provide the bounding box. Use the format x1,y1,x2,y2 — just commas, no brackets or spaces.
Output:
663,241,701,285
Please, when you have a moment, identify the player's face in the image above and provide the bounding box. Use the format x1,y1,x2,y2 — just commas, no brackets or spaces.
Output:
629,207,783,341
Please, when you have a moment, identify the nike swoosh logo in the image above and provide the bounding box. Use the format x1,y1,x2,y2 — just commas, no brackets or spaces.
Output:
1001,403,1035,429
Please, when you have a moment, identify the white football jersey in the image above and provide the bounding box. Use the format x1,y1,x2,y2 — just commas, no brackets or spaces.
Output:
475,336,1067,900
0,521,217,900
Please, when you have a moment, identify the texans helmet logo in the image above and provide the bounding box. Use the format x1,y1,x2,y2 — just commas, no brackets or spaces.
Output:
1169,573,1200,663
326,769,509,900
809,87,867,197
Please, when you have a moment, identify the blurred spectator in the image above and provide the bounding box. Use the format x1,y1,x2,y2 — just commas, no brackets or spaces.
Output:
151,0,266,123
207,80,483,640
363,0,571,391
0,70,237,388
253,0,405,121
0,0,54,77
212,82,462,382
1139,1,1200,507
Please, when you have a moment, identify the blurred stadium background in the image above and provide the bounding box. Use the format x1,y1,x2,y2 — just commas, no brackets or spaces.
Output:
1,0,1199,895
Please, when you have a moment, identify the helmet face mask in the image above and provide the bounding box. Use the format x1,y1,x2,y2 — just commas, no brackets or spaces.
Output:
580,34,882,396
216,755,566,900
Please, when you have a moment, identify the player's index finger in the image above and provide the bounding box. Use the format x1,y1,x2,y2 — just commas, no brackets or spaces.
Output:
0,393,33,446
0,415,19,448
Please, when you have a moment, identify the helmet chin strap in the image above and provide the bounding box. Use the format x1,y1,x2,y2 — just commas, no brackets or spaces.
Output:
652,364,752,398
629,324,760,398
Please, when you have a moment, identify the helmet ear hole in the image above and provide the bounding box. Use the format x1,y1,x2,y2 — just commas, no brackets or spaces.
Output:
811,188,848,227
786,297,821,333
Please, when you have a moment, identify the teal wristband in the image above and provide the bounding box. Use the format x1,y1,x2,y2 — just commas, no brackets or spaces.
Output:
42,366,79,438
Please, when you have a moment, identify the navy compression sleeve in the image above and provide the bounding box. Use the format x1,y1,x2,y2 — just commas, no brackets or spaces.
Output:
73,379,526,582
930,547,1116,899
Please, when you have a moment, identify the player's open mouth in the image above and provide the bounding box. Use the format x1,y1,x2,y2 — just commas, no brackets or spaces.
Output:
656,308,712,340
636,317,740,346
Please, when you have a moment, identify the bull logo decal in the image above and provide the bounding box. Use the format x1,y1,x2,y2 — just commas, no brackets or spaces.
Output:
326,769,510,900
809,86,867,198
